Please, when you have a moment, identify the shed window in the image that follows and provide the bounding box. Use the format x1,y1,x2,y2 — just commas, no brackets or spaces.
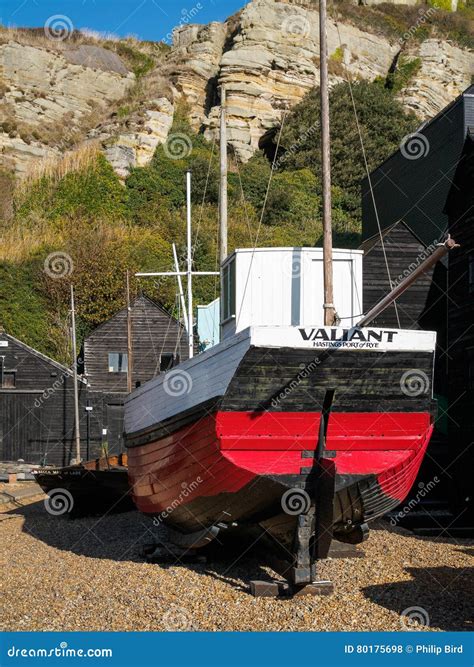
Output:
2,372,15,388
222,259,236,322
108,353,128,373
160,353,175,372
0,357,15,388
469,253,474,294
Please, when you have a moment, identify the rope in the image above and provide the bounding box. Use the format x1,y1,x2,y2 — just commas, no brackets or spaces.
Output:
192,134,216,263
236,111,287,327
331,1,401,328
233,148,255,245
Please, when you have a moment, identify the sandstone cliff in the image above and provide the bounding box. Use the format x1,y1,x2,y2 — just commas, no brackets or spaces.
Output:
0,0,472,178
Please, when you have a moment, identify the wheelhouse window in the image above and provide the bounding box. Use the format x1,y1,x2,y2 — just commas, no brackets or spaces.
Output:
108,352,128,373
222,259,236,322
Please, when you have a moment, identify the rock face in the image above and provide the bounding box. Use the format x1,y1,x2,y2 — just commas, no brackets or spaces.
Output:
0,40,134,174
101,98,174,178
398,39,473,118
169,22,227,129
0,0,472,177
203,0,399,160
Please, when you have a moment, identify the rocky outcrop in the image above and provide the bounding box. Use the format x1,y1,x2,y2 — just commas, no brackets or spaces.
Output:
101,98,174,178
0,41,134,174
168,22,227,128
0,0,472,177
398,39,474,118
182,0,472,161
0,135,59,176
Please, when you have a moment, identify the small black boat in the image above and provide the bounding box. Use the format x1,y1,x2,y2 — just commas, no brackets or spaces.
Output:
33,454,133,517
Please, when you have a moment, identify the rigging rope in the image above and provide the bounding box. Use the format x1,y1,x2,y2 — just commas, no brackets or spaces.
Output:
233,147,256,246
192,134,216,263
331,0,401,328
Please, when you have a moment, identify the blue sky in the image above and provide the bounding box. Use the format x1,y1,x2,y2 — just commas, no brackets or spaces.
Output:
0,0,246,42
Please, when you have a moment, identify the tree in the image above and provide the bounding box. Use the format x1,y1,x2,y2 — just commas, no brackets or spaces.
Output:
278,80,419,219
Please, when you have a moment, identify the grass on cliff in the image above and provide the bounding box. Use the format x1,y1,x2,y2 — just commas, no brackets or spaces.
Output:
331,1,474,50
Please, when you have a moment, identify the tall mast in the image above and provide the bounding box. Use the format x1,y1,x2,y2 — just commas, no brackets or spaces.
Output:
186,169,194,359
319,0,336,326
126,270,133,393
70,284,81,464
219,85,228,266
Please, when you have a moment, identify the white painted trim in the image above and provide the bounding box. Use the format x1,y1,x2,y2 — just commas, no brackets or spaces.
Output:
125,325,437,435
249,326,437,353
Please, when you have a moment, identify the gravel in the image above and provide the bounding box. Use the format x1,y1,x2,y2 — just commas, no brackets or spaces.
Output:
0,486,472,632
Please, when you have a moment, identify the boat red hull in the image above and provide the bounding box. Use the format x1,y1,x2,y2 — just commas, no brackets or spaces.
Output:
127,409,434,542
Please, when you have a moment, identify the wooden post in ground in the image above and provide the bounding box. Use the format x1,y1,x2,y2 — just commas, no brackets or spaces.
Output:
126,270,133,393
70,284,81,464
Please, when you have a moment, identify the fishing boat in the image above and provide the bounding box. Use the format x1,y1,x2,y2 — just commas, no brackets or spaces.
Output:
123,1,457,590
34,454,133,517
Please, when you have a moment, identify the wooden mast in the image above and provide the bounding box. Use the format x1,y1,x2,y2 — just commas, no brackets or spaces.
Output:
319,0,336,326
219,85,228,266
186,169,194,359
70,284,81,464
126,270,133,393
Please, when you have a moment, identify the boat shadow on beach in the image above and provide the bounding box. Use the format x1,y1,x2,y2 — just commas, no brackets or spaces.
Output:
362,564,474,631
9,501,474,617
8,499,287,590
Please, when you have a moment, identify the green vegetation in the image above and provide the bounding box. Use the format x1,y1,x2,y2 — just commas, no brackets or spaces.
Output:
0,81,422,361
332,0,474,49
386,56,422,93
277,80,418,224
107,41,155,78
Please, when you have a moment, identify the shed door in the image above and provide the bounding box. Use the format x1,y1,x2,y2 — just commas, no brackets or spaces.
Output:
302,259,356,326
0,393,42,463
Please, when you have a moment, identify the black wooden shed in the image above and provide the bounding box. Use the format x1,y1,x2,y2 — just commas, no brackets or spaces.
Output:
361,85,474,518
0,330,87,466
80,294,188,456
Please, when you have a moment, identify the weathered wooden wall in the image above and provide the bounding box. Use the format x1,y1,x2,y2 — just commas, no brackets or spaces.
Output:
362,87,470,247
446,133,474,517
0,333,102,466
83,295,188,393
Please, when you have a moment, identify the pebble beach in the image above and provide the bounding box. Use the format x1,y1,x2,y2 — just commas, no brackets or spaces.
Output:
1,486,472,633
